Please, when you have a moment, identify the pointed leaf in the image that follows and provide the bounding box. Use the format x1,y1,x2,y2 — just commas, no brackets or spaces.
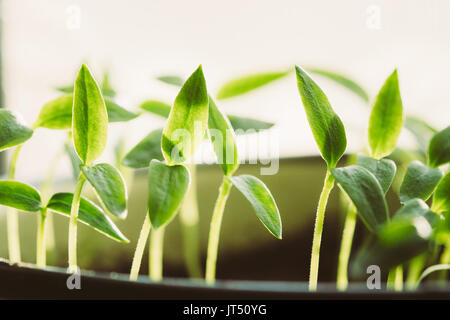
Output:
295,65,347,168
0,180,41,212
81,163,127,218
229,175,282,239
46,192,128,243
357,153,396,194
0,110,33,151
147,160,190,229
399,160,443,203
122,129,164,169
161,65,209,164
432,171,450,214
140,100,171,118
405,116,437,153
34,94,73,129
36,95,137,130
217,70,290,100
208,98,239,176
227,115,275,133
331,165,389,232
72,64,108,165
307,68,369,102
428,126,450,168
368,70,403,159
156,75,184,87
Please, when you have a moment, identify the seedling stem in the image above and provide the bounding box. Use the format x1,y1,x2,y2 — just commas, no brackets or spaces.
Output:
129,215,152,281
149,226,165,281
68,173,86,273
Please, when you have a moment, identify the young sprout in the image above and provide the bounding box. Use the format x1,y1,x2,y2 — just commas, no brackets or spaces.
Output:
295,65,347,291
335,70,403,290
347,124,449,289
127,74,277,278
205,97,282,284
66,64,129,273
129,65,209,281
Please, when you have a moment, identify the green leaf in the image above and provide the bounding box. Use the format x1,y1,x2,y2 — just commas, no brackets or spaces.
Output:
399,160,443,204
208,98,239,176
161,65,209,164
81,163,127,219
229,175,282,239
404,116,437,153
0,110,33,151
393,198,441,228
139,100,171,118
72,64,108,165
432,171,450,214
36,94,136,130
295,65,347,168
331,165,389,232
64,138,82,181
217,70,290,100
56,85,74,94
147,160,190,229
105,100,139,122
0,180,41,212
227,115,275,133
307,68,369,102
356,153,396,194
46,192,128,243
368,70,403,159
427,126,450,168
34,94,73,129
122,129,164,169
156,75,184,87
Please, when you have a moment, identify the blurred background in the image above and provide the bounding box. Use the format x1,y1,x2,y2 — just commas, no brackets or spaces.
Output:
0,0,449,281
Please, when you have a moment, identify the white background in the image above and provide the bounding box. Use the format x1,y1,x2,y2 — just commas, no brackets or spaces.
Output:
2,0,450,181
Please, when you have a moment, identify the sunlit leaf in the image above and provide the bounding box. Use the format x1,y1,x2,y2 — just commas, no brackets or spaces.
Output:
295,65,346,168
0,110,33,151
368,70,403,159
0,180,41,212
229,175,282,239
427,126,450,168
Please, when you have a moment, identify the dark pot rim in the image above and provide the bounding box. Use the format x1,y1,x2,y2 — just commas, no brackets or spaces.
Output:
1,259,449,299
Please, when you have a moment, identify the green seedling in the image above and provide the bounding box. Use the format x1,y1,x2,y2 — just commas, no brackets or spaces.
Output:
124,73,277,279
65,64,129,273
129,65,209,281
334,70,403,290
0,67,136,268
205,97,282,284
295,65,347,291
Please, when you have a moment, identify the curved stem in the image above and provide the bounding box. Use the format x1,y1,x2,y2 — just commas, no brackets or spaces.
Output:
179,164,202,278
36,208,47,268
129,215,152,281
7,145,23,264
68,173,86,273
387,265,403,291
309,169,335,291
149,226,165,281
205,176,232,285
337,203,357,291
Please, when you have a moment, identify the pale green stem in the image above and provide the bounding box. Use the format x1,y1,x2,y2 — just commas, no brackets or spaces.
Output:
7,145,22,264
406,254,426,290
337,203,357,291
205,177,232,285
179,164,202,278
36,208,47,268
129,215,152,281
68,173,86,273
309,170,335,291
387,265,403,291
439,240,450,280
149,226,165,281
